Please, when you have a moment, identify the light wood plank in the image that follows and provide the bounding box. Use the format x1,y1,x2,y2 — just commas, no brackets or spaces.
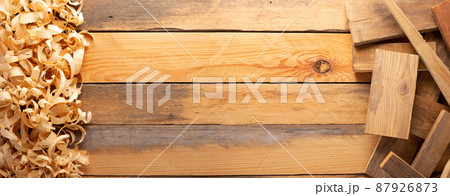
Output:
81,0,350,32
432,0,450,51
352,42,435,73
412,110,450,177
385,0,450,105
80,124,379,176
80,83,370,125
442,160,450,178
380,152,425,178
81,33,371,83
365,50,419,139
345,0,439,46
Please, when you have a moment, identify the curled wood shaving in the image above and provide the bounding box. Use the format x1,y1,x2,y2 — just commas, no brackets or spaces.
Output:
0,0,91,178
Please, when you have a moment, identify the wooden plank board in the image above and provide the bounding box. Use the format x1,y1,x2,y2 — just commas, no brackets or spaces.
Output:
80,124,379,176
85,174,370,178
411,110,450,177
380,152,425,178
385,0,450,105
410,96,449,139
81,0,350,32
345,0,440,46
364,135,422,178
352,42,435,73
80,83,370,125
365,50,418,139
81,33,372,83
432,0,450,51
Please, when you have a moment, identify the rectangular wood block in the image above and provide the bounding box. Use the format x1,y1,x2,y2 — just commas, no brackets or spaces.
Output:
353,42,435,73
412,110,450,177
432,0,450,51
345,0,440,46
365,49,419,139
380,152,425,178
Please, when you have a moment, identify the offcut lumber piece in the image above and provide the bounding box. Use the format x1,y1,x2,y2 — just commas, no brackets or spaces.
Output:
411,110,450,177
432,0,450,51
385,0,450,105
365,49,419,139
442,160,450,178
352,42,435,73
345,0,440,46
380,152,426,178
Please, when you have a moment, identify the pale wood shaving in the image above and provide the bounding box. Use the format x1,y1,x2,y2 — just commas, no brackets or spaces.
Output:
0,0,91,178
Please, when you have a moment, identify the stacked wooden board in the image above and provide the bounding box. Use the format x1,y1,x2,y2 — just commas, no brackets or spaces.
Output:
76,0,450,177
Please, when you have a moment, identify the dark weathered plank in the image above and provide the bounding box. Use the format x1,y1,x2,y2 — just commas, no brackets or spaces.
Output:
81,33,371,83
380,152,425,178
345,0,440,46
81,0,350,32
79,83,370,125
79,124,379,176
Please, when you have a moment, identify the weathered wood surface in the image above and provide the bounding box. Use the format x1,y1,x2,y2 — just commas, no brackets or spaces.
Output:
345,0,440,46
81,0,350,32
365,50,418,139
385,0,450,105
80,83,370,125
82,33,371,83
432,0,450,51
80,124,379,176
411,111,450,177
380,152,425,178
352,42,435,73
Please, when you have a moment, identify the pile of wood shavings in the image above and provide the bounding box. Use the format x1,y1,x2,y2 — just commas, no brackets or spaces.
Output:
0,0,92,177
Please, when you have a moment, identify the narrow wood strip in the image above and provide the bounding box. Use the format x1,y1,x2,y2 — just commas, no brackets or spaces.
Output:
412,110,450,177
432,0,450,51
410,96,450,139
442,160,450,178
80,124,379,176
365,50,418,139
385,0,450,104
84,174,370,178
81,33,371,83
80,83,370,125
380,152,425,178
81,0,350,32
352,42,435,73
345,0,439,46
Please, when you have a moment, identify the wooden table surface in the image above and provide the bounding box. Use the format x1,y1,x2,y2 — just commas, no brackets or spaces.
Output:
78,0,447,178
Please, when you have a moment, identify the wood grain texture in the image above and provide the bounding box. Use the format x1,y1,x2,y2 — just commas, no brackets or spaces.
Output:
410,96,449,139
380,152,425,178
352,42,435,73
345,0,440,46
411,110,450,177
81,0,350,32
385,0,450,105
80,83,370,125
365,50,418,139
432,0,450,51
364,135,422,178
79,124,379,176
81,33,371,83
